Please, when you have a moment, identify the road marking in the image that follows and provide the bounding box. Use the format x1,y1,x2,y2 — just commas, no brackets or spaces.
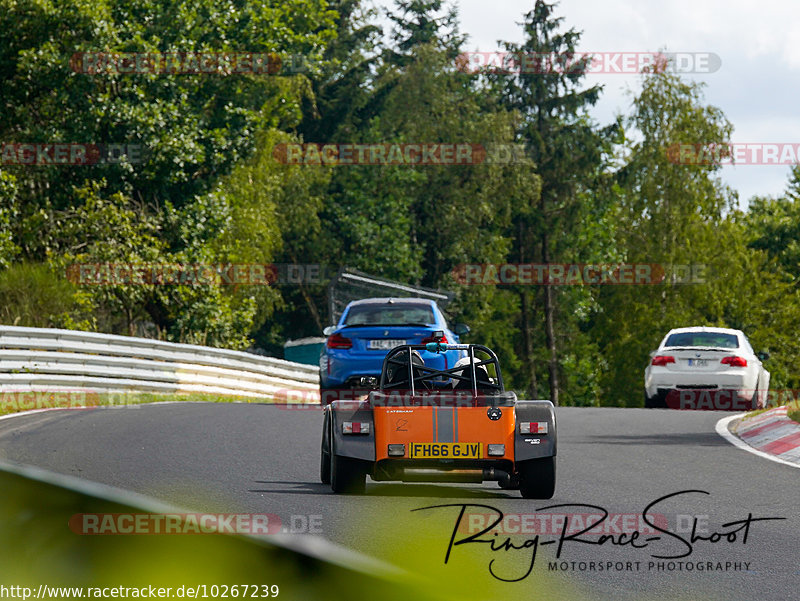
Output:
715,413,800,470
0,401,188,423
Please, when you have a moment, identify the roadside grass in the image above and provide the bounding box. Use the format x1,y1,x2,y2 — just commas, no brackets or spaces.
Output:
741,399,800,424
0,391,288,417
786,400,800,424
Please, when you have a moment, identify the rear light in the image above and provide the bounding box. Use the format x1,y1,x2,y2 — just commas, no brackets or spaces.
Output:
519,422,548,434
327,333,352,349
487,444,505,456
421,333,448,344
342,421,370,434
387,444,405,456
721,356,747,367
651,355,675,366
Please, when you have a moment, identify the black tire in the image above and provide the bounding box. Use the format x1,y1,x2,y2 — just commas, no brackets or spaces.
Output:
751,381,761,410
320,411,331,484
330,454,367,494
319,386,341,406
518,456,556,499
645,390,666,408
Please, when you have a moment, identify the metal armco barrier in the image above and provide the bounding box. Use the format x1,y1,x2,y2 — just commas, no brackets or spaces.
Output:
0,326,320,400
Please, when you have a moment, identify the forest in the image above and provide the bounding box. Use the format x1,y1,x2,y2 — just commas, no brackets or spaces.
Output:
2,0,799,406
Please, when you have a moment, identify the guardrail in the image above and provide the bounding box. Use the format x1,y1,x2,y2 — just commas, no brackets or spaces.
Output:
0,326,320,400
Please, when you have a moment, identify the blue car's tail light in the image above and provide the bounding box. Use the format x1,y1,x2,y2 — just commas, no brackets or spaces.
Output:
327,333,352,349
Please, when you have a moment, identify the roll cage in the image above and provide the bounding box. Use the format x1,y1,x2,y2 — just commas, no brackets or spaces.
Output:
378,343,504,396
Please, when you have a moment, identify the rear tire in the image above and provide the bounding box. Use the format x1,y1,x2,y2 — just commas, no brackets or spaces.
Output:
751,382,761,410
645,390,666,408
519,456,556,499
320,411,331,484
330,454,367,494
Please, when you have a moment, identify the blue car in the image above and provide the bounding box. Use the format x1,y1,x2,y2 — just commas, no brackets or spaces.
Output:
319,297,469,401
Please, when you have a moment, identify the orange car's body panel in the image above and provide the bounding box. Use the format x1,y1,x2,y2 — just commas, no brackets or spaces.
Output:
374,405,515,461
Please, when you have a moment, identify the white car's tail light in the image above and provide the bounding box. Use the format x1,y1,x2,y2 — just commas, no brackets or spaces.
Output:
519,422,548,434
342,421,370,434
487,444,505,456
387,444,405,456
721,356,748,367
651,355,676,366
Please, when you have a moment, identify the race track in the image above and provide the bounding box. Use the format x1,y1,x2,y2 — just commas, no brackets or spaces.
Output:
0,403,797,601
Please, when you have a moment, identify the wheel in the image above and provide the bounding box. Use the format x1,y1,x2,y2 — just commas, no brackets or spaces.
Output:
518,456,556,499
644,390,666,408
751,381,762,410
320,411,331,484
330,454,367,494
319,386,341,406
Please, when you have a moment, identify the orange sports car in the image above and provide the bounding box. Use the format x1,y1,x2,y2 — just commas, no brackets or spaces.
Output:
320,338,557,498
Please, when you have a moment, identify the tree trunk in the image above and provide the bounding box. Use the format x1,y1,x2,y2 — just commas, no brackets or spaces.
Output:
542,230,559,405
518,220,538,397
520,289,538,398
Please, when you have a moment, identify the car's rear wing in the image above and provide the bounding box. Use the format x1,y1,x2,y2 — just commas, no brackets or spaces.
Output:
379,343,504,397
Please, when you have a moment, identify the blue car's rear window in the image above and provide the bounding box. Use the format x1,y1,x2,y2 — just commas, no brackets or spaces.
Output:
664,332,739,349
344,303,435,326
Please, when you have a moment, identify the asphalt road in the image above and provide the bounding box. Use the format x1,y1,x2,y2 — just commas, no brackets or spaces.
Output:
0,402,797,601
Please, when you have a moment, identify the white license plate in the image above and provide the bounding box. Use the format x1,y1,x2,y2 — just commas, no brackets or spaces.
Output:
368,339,406,350
687,359,708,367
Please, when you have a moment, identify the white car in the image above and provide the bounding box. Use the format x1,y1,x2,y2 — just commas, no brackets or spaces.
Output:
644,327,770,410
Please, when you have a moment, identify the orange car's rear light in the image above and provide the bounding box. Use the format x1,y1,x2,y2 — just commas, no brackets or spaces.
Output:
342,421,370,434
519,422,548,434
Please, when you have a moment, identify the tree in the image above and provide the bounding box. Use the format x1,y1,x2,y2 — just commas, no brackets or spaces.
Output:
593,66,740,405
493,0,613,404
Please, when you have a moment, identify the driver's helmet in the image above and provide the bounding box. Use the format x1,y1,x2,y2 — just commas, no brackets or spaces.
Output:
386,350,430,390
452,356,492,391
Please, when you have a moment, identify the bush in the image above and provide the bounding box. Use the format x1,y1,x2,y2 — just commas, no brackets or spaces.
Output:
0,262,95,330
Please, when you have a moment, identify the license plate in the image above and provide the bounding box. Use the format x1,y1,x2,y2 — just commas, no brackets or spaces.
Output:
687,359,708,367
368,339,405,350
408,442,483,459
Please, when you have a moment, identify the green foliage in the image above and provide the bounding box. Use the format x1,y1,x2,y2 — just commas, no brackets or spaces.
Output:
1,0,798,408
0,262,96,330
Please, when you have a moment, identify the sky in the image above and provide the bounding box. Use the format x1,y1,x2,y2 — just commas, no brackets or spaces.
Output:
374,0,800,205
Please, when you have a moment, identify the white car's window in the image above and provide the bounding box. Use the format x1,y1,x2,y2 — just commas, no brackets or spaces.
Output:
664,332,739,349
